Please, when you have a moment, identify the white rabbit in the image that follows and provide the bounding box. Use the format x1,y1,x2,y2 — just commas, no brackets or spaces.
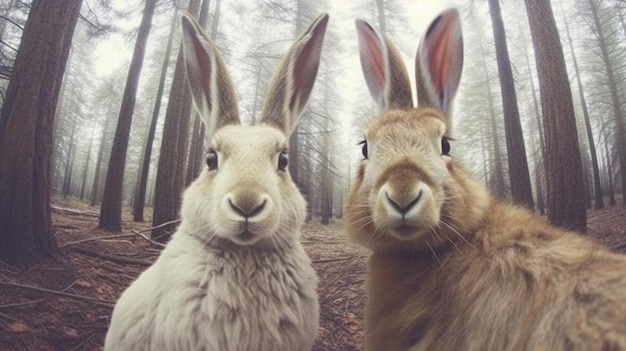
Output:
346,8,626,351
104,13,328,351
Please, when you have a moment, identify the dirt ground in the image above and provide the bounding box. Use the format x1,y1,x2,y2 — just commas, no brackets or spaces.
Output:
0,200,624,351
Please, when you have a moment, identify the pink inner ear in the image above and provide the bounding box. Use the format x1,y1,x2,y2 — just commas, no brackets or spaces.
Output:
363,29,386,91
290,33,323,113
428,15,457,95
194,40,213,88
292,44,314,106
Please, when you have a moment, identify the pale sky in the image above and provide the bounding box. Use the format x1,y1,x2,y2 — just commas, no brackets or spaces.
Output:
89,0,459,149
92,0,456,76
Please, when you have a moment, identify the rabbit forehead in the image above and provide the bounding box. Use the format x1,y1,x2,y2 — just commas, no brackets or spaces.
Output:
212,124,287,154
366,109,447,142
364,109,447,185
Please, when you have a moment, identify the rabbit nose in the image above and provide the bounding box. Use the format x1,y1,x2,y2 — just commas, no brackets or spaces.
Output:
228,198,267,219
385,190,423,217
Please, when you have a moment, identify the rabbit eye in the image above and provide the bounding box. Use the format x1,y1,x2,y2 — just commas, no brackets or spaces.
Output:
206,149,218,170
359,140,368,159
278,151,288,172
441,137,451,156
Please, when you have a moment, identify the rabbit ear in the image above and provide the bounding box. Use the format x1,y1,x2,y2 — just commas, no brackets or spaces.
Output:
355,19,413,112
415,8,463,119
259,13,329,137
181,14,239,137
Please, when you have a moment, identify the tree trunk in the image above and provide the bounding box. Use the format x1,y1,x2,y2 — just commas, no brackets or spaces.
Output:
320,120,333,224
524,0,587,232
487,0,534,208
133,8,178,222
480,53,506,199
0,0,82,267
562,9,603,209
61,114,78,198
79,127,96,200
375,0,387,35
603,133,616,206
475,31,506,197
480,129,490,186
99,0,158,231
587,0,626,206
250,61,263,123
618,8,626,41
522,34,546,214
90,116,113,207
152,0,202,241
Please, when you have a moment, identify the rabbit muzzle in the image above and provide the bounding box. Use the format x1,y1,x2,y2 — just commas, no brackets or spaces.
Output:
220,183,276,245
373,163,441,241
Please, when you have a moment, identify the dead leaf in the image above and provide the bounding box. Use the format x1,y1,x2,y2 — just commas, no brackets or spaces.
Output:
75,280,92,289
8,321,29,333
62,326,78,337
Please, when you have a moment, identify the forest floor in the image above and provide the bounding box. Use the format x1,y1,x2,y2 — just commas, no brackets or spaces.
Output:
0,198,625,351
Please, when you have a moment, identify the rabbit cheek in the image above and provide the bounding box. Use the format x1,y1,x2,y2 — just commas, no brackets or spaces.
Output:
179,173,217,234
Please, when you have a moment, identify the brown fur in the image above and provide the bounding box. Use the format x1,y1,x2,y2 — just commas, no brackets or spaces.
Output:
348,9,626,351
345,110,626,351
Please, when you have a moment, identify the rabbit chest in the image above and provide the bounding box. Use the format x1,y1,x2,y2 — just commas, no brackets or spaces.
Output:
105,233,319,351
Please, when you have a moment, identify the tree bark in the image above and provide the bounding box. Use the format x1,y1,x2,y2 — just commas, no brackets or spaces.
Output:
152,0,202,240
0,0,83,267
487,0,534,208
522,34,546,215
603,133,616,206
524,0,587,232
99,0,158,231
61,117,77,198
479,52,506,199
586,0,626,206
562,8,603,209
90,115,113,207
133,8,178,222
375,0,387,35
79,127,96,200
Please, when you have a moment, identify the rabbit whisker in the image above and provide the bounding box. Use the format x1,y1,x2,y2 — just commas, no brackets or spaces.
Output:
423,237,440,264
440,219,477,252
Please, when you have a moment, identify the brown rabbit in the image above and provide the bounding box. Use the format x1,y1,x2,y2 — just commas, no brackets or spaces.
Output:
346,8,626,351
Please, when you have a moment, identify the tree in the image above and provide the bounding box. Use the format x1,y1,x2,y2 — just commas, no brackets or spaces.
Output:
487,0,534,208
99,0,159,231
0,0,28,100
583,0,626,205
455,8,510,200
602,128,617,206
133,7,179,222
0,0,83,267
520,30,547,214
524,0,587,232
151,0,202,240
480,50,507,199
89,79,120,207
561,8,603,209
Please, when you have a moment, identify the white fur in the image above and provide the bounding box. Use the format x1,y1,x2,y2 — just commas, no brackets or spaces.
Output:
104,13,328,351
104,227,318,351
